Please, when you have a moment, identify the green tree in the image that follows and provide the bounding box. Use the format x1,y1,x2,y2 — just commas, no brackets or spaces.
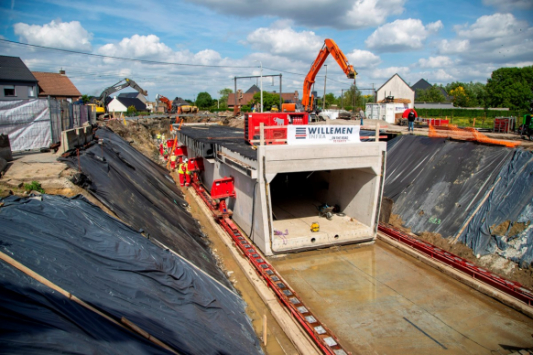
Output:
486,66,533,110
196,92,213,108
126,105,137,115
250,91,280,111
340,85,362,111
81,94,91,104
324,93,337,108
218,88,232,109
416,85,446,102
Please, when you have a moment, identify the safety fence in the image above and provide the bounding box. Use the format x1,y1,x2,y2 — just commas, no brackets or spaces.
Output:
0,98,96,152
428,124,521,148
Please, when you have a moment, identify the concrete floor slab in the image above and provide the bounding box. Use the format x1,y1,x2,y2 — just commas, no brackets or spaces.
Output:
272,197,373,252
270,241,533,354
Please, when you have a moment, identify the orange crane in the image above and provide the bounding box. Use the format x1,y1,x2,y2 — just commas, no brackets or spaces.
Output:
300,39,357,111
156,94,173,113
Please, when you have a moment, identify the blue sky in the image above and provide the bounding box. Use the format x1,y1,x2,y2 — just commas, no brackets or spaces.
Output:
1,0,532,102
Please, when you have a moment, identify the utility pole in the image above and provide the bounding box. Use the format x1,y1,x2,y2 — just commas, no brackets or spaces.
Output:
259,61,263,112
323,64,328,110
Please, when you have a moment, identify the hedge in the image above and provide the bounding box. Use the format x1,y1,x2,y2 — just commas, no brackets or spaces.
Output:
415,108,525,118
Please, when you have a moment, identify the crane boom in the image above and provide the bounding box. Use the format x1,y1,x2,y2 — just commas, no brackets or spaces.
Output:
302,39,357,111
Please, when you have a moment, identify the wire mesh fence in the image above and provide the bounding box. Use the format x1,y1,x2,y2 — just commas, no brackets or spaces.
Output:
0,98,96,152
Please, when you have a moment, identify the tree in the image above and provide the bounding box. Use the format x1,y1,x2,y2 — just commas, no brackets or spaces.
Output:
340,85,362,111
217,88,232,109
81,94,91,104
126,105,137,115
196,92,213,109
449,86,470,107
416,85,446,103
486,66,533,111
250,91,280,111
324,93,337,108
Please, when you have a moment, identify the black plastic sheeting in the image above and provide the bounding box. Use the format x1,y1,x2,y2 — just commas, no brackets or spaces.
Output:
60,127,229,287
385,135,533,266
177,125,258,161
0,194,262,355
458,149,533,267
385,135,513,238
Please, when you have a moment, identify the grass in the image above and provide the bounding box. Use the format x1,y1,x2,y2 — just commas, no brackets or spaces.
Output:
24,181,45,193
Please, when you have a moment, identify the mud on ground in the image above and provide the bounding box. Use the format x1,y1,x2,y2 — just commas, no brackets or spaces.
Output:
389,213,533,290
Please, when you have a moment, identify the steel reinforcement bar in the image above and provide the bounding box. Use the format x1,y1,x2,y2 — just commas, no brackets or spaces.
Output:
378,223,533,306
191,180,349,355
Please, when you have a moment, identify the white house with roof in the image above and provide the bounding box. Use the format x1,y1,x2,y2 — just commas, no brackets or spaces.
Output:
376,74,414,107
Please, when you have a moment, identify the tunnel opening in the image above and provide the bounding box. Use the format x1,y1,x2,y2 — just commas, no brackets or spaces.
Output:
269,169,376,252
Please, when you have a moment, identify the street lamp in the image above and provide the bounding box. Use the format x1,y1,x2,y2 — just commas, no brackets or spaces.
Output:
323,64,328,110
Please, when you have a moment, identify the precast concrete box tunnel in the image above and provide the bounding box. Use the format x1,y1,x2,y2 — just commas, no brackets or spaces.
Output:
175,125,387,256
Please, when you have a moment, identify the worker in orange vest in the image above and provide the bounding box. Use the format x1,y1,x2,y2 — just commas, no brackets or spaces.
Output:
178,159,188,187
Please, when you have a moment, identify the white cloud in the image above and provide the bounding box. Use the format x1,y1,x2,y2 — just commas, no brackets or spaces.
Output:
368,66,410,80
346,49,381,68
14,20,92,51
185,0,406,29
418,56,454,68
366,19,442,52
482,0,533,11
245,25,322,60
438,13,533,64
98,34,173,59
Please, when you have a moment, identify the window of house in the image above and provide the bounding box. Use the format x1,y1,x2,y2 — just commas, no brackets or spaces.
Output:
28,86,35,97
4,86,15,97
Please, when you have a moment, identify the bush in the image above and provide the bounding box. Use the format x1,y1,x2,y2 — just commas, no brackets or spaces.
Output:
24,181,45,193
126,105,137,115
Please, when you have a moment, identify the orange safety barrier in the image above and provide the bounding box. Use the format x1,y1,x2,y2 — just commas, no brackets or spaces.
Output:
428,124,521,148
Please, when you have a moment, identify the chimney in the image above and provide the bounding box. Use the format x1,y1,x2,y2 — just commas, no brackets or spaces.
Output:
59,69,66,75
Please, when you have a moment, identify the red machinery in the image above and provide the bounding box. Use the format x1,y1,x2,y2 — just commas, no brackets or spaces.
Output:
244,112,308,145
156,94,173,113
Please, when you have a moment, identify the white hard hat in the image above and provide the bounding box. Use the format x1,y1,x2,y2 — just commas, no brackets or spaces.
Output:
184,158,188,162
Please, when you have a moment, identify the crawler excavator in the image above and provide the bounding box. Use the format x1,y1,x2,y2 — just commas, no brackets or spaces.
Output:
244,39,357,144
92,78,148,117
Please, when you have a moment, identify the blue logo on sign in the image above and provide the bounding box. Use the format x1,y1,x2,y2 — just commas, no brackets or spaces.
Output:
295,127,306,139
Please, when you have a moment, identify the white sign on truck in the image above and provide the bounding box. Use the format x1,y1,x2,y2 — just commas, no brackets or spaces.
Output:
287,125,361,145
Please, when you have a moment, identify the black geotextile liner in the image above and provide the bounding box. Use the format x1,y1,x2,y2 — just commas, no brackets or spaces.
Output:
178,125,257,161
384,135,514,239
458,149,533,266
0,194,262,355
59,127,229,287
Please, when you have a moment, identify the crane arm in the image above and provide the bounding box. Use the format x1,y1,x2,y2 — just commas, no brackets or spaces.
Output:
301,39,357,111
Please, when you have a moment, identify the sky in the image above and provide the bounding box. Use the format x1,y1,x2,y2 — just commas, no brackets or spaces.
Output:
1,0,532,102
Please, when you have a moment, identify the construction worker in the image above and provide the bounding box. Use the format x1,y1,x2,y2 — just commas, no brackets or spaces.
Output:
170,154,177,170
185,158,192,186
178,159,188,187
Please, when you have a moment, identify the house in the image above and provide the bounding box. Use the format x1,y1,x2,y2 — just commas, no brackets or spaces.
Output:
0,56,39,100
118,92,148,104
32,70,81,101
376,74,414,108
107,96,147,113
411,78,450,102
227,85,299,109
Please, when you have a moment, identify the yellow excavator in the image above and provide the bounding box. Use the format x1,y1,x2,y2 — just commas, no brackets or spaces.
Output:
91,78,148,115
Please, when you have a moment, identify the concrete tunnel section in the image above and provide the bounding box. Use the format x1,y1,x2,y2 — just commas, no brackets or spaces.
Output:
175,124,387,256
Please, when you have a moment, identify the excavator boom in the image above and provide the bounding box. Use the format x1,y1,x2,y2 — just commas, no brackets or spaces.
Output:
156,94,173,113
96,78,148,113
302,39,357,111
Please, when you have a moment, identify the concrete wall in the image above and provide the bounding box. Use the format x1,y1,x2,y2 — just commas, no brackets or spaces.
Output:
0,81,38,101
377,75,414,105
60,126,94,153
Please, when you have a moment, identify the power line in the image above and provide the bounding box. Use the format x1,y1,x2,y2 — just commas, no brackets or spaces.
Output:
0,39,256,69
